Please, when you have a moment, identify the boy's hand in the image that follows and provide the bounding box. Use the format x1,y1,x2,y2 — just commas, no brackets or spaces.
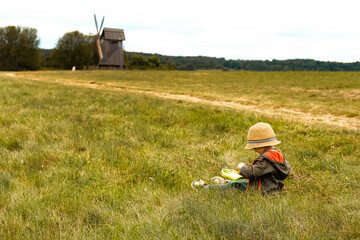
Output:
237,163,246,170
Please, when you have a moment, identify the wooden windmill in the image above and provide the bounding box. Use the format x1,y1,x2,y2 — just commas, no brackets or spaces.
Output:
94,14,126,69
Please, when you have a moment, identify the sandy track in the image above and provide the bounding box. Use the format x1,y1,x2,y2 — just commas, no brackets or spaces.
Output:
5,72,360,130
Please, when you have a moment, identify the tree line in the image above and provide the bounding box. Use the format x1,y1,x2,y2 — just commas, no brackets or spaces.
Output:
1,25,360,71
128,52,360,71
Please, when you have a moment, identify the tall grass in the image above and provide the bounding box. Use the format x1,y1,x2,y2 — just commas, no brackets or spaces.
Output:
0,72,359,239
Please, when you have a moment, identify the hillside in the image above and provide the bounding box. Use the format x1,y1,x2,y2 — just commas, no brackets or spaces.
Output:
126,51,360,71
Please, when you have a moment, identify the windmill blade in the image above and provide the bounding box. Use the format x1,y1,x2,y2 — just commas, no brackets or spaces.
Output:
96,38,103,60
94,14,99,35
99,16,105,33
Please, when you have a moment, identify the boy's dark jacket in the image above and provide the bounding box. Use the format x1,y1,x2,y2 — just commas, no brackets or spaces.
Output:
240,148,291,193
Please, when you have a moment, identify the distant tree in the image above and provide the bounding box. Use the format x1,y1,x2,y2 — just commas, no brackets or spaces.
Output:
148,56,161,69
176,63,195,71
129,55,167,70
123,50,130,68
49,31,95,69
129,55,150,69
41,49,53,69
164,62,175,70
0,26,41,70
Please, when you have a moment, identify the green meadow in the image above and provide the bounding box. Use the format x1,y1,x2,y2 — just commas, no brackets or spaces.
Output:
18,70,360,118
0,71,359,239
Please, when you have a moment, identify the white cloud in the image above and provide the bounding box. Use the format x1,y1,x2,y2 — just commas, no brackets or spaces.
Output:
1,0,360,62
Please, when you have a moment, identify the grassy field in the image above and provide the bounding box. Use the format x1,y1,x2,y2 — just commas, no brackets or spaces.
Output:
17,70,360,119
0,71,359,239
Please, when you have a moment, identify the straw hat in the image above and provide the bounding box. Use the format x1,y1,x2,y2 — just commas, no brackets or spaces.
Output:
245,122,281,149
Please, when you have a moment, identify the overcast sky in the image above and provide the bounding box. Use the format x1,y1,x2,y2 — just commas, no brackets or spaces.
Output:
1,0,360,62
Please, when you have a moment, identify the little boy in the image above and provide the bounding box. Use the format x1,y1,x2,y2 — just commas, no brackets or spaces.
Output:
192,122,291,194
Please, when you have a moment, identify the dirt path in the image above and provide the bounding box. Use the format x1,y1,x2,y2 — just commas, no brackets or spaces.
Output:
5,72,360,130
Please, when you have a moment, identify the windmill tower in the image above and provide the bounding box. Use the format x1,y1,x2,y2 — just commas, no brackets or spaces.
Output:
94,15,126,69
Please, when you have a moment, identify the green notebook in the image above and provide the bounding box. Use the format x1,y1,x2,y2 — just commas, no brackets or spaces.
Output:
221,169,243,181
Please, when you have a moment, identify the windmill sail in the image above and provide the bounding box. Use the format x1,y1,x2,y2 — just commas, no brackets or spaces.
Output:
94,14,104,60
